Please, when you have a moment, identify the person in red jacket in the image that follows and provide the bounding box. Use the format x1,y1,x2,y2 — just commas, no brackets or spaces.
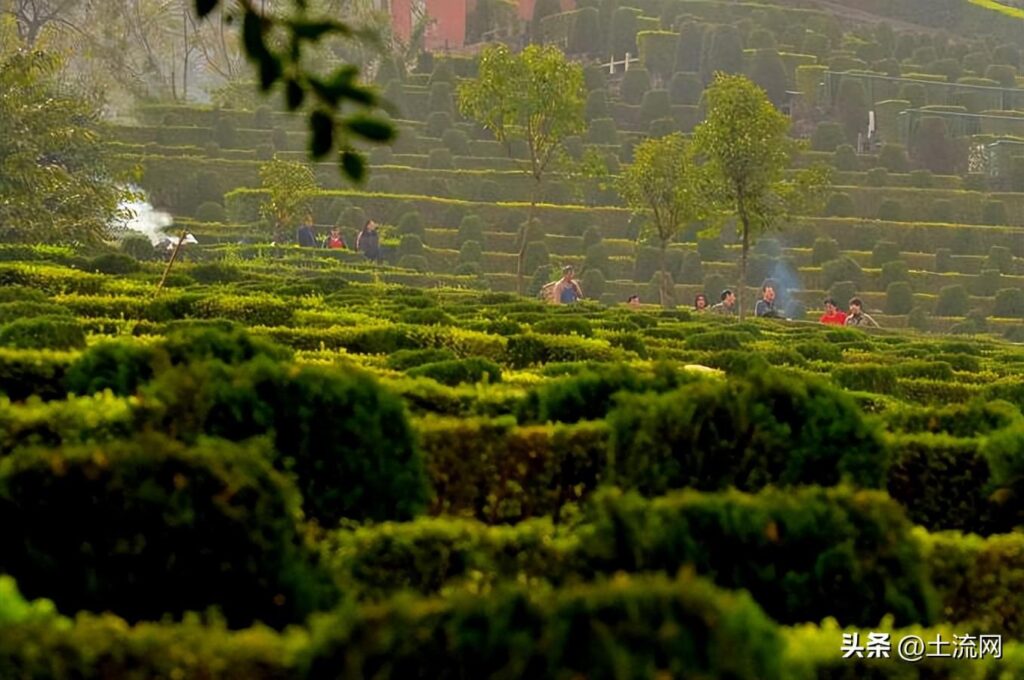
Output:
819,297,847,325
323,227,346,249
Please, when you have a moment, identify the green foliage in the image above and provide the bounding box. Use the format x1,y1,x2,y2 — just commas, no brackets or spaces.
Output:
0,316,85,351
811,121,845,152
459,44,585,185
618,133,706,306
0,46,130,244
88,253,140,275
935,284,969,316
0,434,333,628
146,359,427,525
608,370,889,496
579,486,933,627
824,192,854,217
258,158,318,231
66,339,162,396
812,237,840,265
192,0,395,181
620,68,652,105
693,73,829,319
408,358,502,386
887,281,914,315
306,570,783,679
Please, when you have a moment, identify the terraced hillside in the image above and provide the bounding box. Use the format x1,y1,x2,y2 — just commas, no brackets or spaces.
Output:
4,0,1024,677
100,0,1024,339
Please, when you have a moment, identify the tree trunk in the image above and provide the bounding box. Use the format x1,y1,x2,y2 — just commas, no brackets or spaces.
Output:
659,241,669,308
739,212,750,321
517,178,541,297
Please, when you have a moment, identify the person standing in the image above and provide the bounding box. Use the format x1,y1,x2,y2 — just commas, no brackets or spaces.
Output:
710,289,737,315
755,284,783,318
296,212,318,248
547,265,583,304
845,297,879,328
819,297,847,325
694,294,708,311
323,227,346,250
356,219,380,263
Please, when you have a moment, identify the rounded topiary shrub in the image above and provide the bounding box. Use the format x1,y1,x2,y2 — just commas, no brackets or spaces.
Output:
425,111,452,137
66,339,165,396
458,215,485,245
822,257,863,289
983,200,1008,225
428,148,454,170
935,285,969,316
830,281,857,308
398,254,428,272
986,246,1014,275
525,241,550,275
587,117,618,145
865,167,889,187
582,268,606,299
146,360,428,525
812,237,840,266
810,121,844,151
881,261,909,287
640,89,671,126
459,240,483,265
994,288,1024,318
878,199,902,221
160,324,292,367
608,370,889,496
909,170,933,188
89,253,141,275
398,211,425,238
825,192,855,217
195,201,226,222
908,307,929,331
584,243,609,275
678,251,703,284
586,89,609,119
121,234,156,260
621,68,651,105
0,316,86,350
407,358,502,386
454,262,481,276
886,281,914,315
971,269,1001,297
442,128,470,156
398,234,424,258
832,144,858,171
0,434,334,628
872,241,899,267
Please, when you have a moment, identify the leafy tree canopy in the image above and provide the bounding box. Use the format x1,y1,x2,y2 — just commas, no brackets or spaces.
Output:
693,73,830,318
0,26,131,244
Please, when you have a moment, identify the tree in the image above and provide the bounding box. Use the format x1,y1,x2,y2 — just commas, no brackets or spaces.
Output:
0,36,131,244
258,158,318,237
458,44,586,295
190,0,395,182
692,73,829,320
618,133,707,307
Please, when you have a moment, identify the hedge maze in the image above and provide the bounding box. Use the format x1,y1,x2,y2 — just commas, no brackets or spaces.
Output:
4,0,1024,677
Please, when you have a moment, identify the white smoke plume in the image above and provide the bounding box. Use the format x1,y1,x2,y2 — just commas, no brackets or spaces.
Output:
112,188,174,245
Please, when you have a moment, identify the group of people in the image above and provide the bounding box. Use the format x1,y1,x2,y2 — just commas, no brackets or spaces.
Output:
625,282,879,327
294,214,382,263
